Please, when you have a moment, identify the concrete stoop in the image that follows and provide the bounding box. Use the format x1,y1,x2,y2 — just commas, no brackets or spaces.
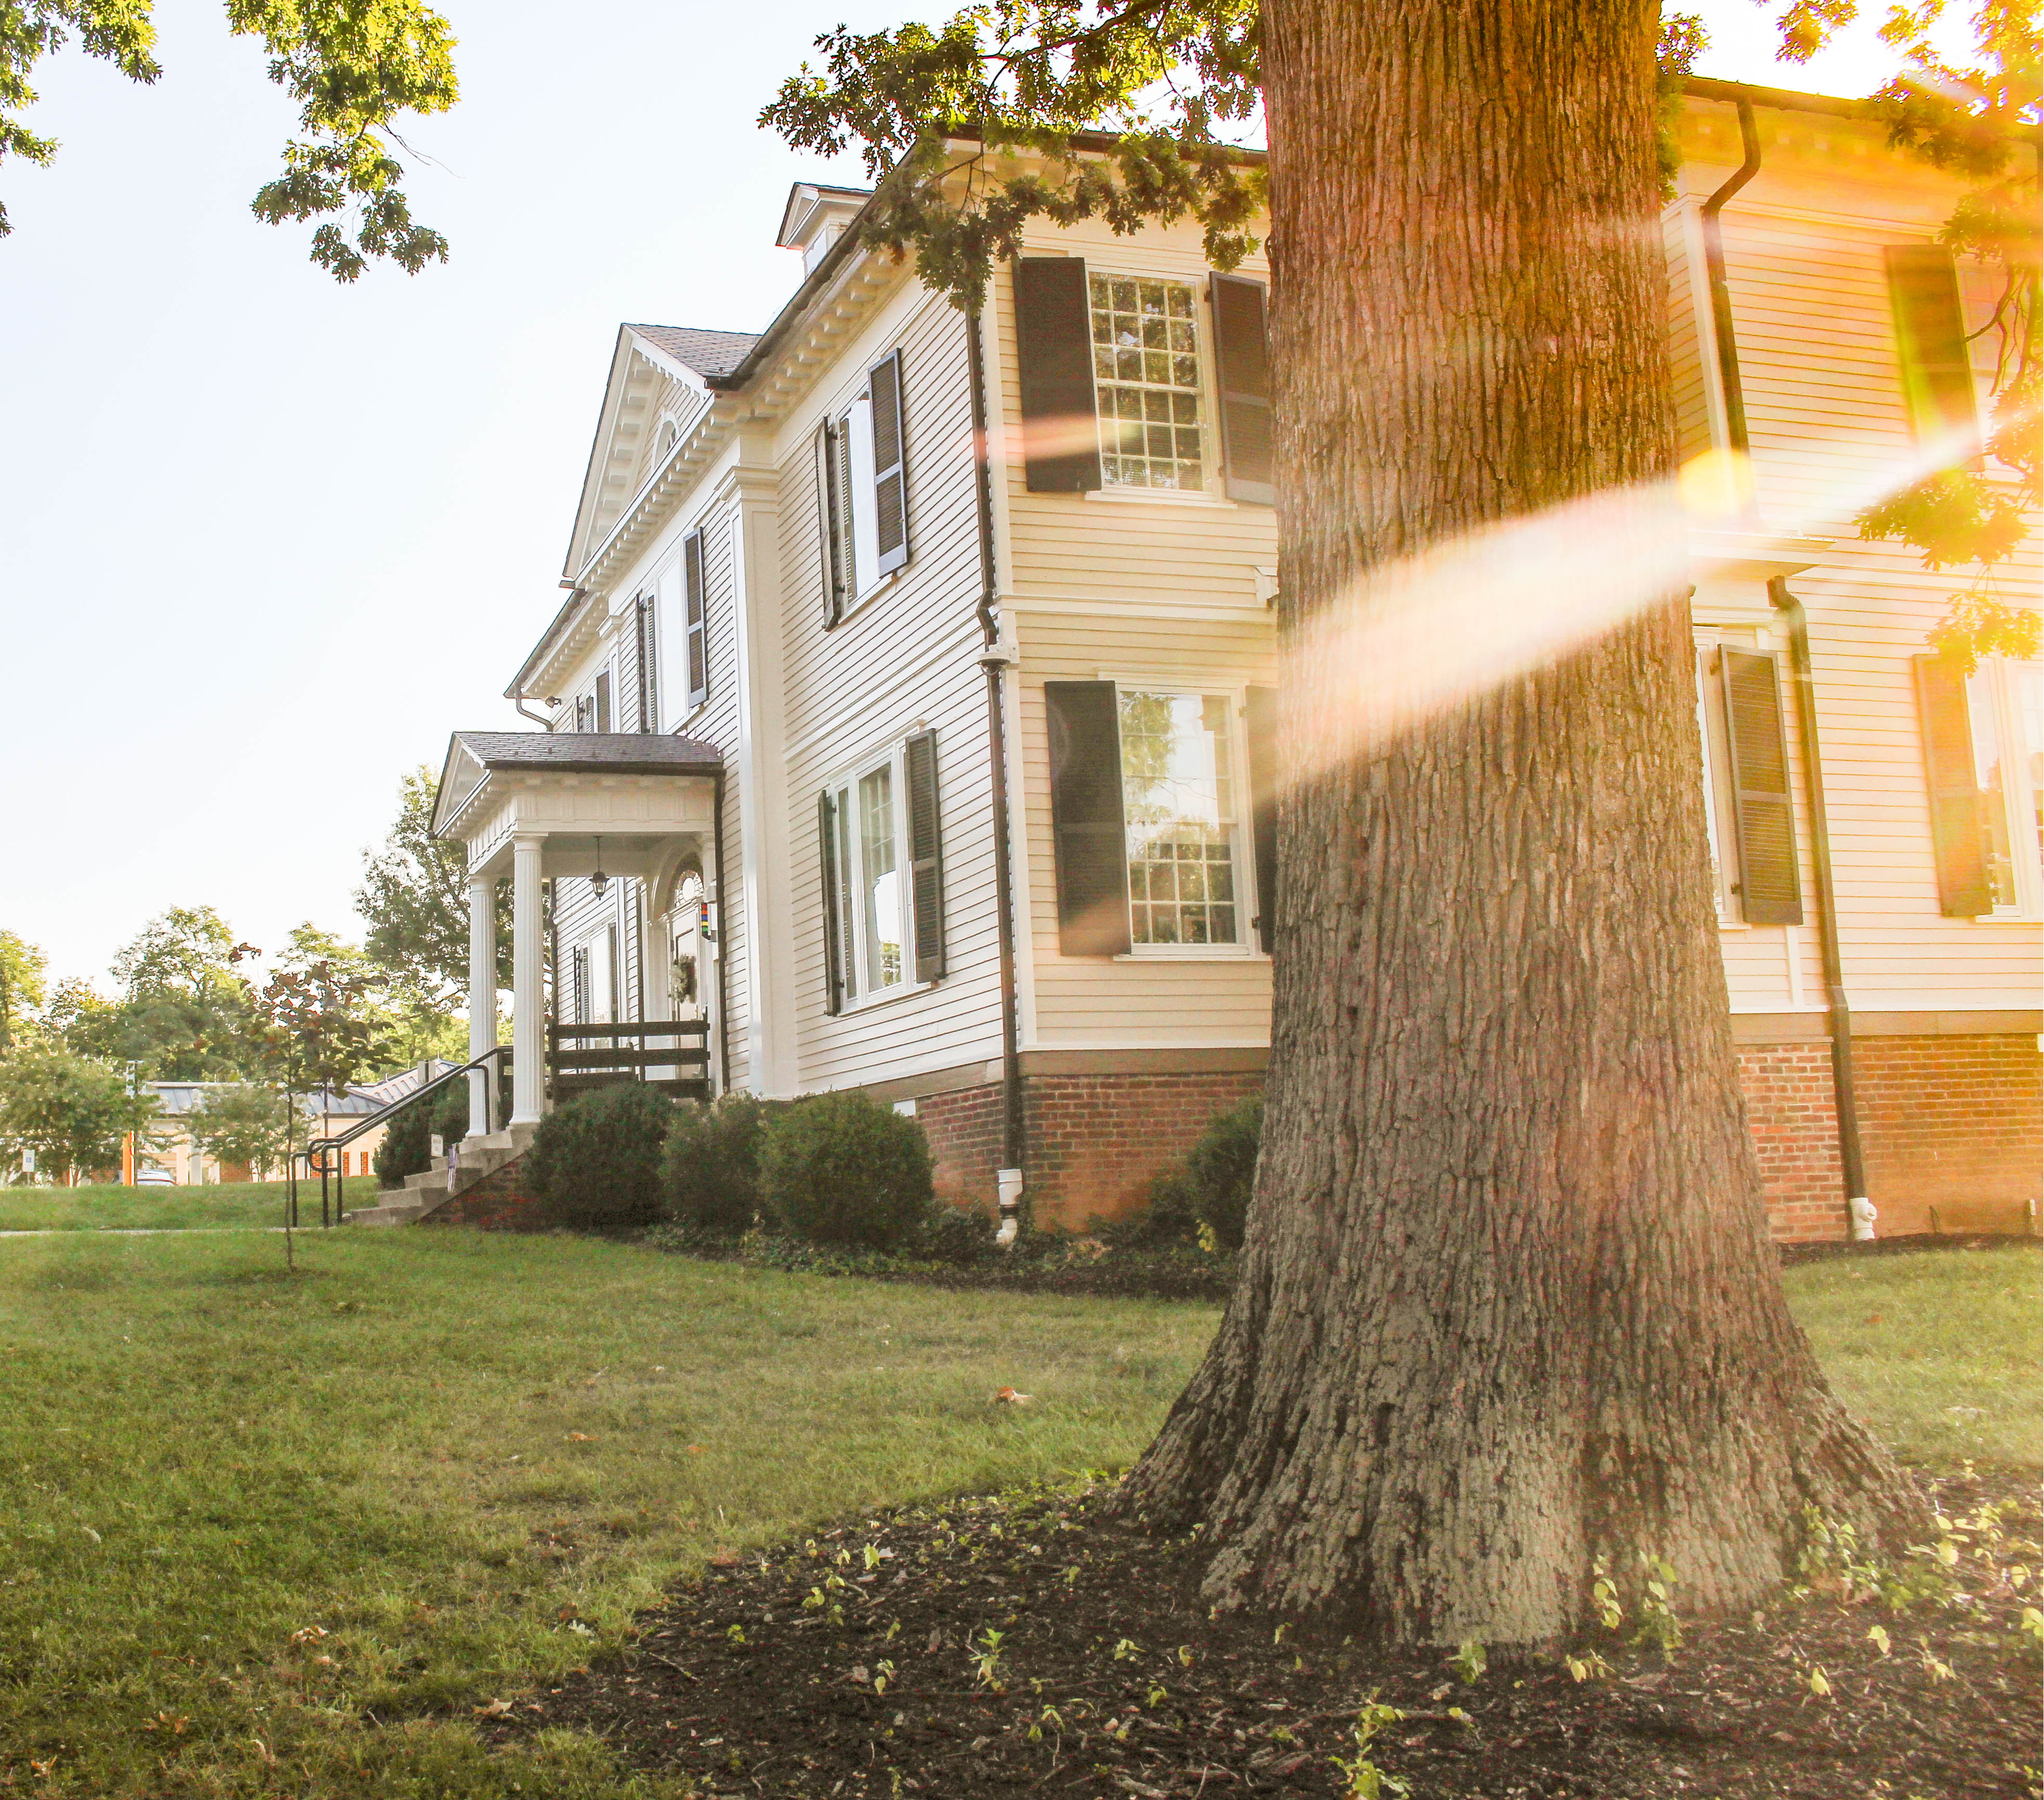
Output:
344,1124,538,1227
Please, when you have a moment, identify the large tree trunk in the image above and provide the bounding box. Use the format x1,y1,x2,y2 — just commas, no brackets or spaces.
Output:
1122,0,1925,1645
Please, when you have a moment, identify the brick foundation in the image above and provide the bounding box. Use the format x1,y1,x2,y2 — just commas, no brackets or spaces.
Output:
1855,1034,2042,1237
419,1155,549,1230
911,1031,2039,1244
1735,1042,1850,1243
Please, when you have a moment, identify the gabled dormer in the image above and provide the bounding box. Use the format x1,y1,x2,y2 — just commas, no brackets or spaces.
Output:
560,323,760,581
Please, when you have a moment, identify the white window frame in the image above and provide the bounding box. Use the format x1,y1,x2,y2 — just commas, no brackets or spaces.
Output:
1968,655,2044,919
825,738,930,1010
1107,678,1260,959
1693,629,1757,929
1083,271,1220,499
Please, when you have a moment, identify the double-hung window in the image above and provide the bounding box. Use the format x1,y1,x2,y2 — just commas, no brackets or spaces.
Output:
1120,691,1242,945
818,731,944,1011
1014,256,1273,503
1089,277,1208,490
1044,681,1280,957
817,349,910,626
1918,653,2044,917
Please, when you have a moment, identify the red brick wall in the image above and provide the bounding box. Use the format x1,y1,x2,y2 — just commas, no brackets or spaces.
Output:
916,1084,1008,1212
1734,1043,1849,1243
1855,1033,2042,1236
421,1156,547,1231
1022,1073,1263,1231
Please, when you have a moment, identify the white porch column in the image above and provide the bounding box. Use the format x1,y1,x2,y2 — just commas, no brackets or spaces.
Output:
466,873,497,1140
510,835,546,1125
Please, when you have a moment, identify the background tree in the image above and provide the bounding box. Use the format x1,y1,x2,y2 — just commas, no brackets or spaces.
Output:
186,1082,297,1177
769,0,1938,1645
355,766,510,1023
278,921,456,1071
1,0,458,279
0,1047,159,1184
1846,0,2040,670
0,930,48,1052
65,906,266,1080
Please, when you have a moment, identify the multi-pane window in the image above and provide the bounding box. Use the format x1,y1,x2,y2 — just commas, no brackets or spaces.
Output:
1120,691,1241,946
857,764,904,991
826,758,905,1004
1089,276,1206,490
1967,658,2044,915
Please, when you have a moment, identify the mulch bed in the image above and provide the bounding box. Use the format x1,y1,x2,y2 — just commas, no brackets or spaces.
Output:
482,1467,2040,1799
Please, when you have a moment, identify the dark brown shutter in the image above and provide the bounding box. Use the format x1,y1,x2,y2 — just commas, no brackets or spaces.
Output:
1913,654,1993,917
636,592,658,731
869,349,910,576
818,791,845,1014
1045,680,1130,955
1210,274,1274,505
905,729,944,982
817,421,846,627
1014,258,1101,493
1244,685,1280,953
683,528,708,710
1884,245,1978,453
594,669,612,734
1720,648,1803,926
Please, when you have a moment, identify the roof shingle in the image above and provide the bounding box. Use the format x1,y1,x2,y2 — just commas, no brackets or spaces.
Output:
626,324,761,380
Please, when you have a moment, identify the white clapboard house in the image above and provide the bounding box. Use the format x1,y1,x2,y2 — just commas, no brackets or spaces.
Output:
424,81,2040,1240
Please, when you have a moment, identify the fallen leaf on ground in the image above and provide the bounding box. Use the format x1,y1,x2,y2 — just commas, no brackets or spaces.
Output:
473,1698,513,1717
992,1388,1033,1406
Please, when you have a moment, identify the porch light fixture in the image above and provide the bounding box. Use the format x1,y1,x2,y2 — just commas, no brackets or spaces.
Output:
590,838,609,898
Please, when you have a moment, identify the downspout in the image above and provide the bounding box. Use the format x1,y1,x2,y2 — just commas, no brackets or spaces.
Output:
1700,92,1872,1238
966,298,1026,1231
1699,96,1762,488
1770,579,1872,1231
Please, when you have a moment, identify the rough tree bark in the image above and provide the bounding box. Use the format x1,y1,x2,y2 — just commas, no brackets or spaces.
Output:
1121,0,1927,1645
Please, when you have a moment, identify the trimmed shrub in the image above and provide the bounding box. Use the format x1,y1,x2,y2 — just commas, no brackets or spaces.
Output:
1183,1093,1262,1252
761,1090,934,1251
921,1201,999,1266
661,1092,784,1235
525,1081,676,1231
1095,1168,1200,1248
373,1081,471,1189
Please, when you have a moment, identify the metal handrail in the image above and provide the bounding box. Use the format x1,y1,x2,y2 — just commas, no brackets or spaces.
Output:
301,1045,513,1228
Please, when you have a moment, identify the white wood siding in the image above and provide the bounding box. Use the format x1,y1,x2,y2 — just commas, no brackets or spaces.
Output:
1676,96,2042,1017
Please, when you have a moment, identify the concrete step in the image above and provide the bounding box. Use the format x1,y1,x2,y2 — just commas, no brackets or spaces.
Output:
345,1199,428,1227
402,1168,450,1198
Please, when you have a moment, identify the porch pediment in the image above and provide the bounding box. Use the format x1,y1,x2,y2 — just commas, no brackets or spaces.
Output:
432,731,722,878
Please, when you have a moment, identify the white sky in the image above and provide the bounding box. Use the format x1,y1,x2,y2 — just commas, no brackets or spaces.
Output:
0,0,1926,992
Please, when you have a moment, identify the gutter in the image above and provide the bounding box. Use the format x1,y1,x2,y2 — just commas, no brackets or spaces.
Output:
1698,96,1872,1238
966,296,1027,1202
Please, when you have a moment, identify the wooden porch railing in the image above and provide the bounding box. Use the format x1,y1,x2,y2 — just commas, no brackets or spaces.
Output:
547,1019,711,1104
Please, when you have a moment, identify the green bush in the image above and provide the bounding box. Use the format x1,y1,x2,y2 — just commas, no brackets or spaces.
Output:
921,1201,999,1266
661,1093,784,1235
761,1090,934,1251
373,1081,470,1189
1095,1169,1200,1248
1183,1093,1262,1252
526,1082,676,1231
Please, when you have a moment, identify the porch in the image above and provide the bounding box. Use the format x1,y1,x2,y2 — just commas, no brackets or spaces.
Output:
430,730,725,1139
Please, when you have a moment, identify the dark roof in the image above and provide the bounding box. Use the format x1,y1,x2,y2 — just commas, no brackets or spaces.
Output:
452,730,722,775
625,325,761,379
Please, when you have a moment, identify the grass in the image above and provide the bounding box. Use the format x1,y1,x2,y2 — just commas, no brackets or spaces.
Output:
0,1230,2034,1798
1782,1240,2040,1470
0,1179,370,1232
0,1228,1214,1797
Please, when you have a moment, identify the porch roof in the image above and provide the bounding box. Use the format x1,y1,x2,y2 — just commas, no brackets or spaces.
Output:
431,731,722,847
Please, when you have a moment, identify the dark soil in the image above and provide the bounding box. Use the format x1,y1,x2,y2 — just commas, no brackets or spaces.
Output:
1776,1233,2034,1267
484,1468,2041,1799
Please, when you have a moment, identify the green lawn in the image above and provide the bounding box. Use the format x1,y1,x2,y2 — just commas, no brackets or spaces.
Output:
1782,1241,2040,1470
0,1230,2033,1798
0,1179,368,1232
